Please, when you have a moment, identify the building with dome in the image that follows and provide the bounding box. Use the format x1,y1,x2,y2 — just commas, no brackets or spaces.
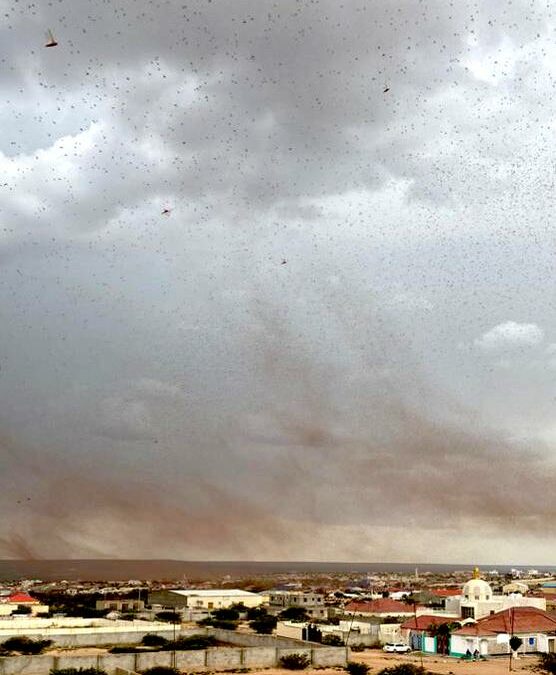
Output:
444,568,546,620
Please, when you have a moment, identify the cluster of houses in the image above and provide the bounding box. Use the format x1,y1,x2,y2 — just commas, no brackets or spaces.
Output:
1,568,555,659
340,568,556,657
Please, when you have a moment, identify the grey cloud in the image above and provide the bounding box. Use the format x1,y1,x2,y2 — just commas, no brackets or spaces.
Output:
1,0,556,562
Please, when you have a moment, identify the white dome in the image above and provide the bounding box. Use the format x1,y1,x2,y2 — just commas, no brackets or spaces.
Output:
462,578,492,602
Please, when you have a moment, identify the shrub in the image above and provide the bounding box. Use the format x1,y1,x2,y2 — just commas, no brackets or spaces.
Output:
142,668,180,675
322,634,344,646
213,607,240,621
211,619,238,630
141,634,169,647
155,611,181,623
346,662,369,675
250,615,278,634
378,665,427,675
2,636,53,654
108,646,143,653
279,607,310,622
168,635,217,650
279,653,311,670
538,654,556,675
51,670,107,675
349,644,366,652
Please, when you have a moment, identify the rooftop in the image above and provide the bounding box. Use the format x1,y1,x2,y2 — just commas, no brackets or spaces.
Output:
169,589,262,597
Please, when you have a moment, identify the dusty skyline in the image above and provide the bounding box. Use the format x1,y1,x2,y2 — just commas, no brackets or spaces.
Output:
1,0,556,563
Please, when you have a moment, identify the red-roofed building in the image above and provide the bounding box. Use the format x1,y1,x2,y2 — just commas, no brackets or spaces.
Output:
344,598,416,618
431,589,462,598
5,592,39,605
450,607,556,657
0,592,48,617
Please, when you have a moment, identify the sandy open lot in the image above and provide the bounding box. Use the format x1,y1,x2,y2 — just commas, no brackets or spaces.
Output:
352,649,539,674
247,651,540,675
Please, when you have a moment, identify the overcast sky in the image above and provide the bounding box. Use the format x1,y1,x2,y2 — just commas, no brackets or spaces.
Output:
1,0,556,565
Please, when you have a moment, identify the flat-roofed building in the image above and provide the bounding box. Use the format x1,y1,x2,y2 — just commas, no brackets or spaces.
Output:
148,589,266,610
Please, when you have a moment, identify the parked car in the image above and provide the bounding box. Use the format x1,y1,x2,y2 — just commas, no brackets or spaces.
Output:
383,643,411,653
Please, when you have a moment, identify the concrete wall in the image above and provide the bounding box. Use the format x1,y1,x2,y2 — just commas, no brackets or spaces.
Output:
206,627,321,648
0,628,176,648
0,645,347,675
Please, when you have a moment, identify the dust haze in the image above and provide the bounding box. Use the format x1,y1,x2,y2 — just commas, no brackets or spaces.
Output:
1,0,556,563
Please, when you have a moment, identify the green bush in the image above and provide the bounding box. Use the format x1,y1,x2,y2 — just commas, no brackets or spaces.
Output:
346,662,369,675
322,634,344,646
279,653,311,670
2,636,53,654
155,611,181,623
378,665,428,675
349,644,366,652
279,607,310,622
250,615,278,634
50,669,107,675
141,634,169,647
213,607,240,621
168,635,217,650
108,646,143,653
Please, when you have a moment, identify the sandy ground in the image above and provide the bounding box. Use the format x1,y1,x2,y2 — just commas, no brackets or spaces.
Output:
246,651,540,675
42,647,541,673
352,650,538,674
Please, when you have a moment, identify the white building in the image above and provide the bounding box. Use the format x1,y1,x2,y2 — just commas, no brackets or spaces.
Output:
444,568,546,620
149,589,266,610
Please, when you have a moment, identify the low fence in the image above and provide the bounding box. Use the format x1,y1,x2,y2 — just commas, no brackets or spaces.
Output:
0,645,348,675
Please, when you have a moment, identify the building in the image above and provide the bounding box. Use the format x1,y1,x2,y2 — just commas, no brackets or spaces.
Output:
96,599,145,612
444,568,546,620
148,589,265,610
344,598,415,619
401,615,461,654
541,582,556,595
269,591,327,619
450,606,556,657
0,592,49,617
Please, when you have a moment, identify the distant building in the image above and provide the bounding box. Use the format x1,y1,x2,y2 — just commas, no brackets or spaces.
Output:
148,589,265,610
96,599,145,612
541,582,556,595
344,598,415,618
269,591,327,619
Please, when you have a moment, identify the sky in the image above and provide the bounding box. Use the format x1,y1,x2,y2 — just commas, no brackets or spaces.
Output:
1,0,556,565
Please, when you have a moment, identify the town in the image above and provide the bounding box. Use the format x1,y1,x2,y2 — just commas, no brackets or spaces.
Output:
0,564,555,675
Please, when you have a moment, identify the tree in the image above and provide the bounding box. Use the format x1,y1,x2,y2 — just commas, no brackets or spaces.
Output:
213,607,240,621
509,635,523,653
246,606,269,621
250,614,278,634
279,607,310,622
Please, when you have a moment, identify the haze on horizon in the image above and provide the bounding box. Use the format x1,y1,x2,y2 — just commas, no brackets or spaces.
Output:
1,0,556,565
